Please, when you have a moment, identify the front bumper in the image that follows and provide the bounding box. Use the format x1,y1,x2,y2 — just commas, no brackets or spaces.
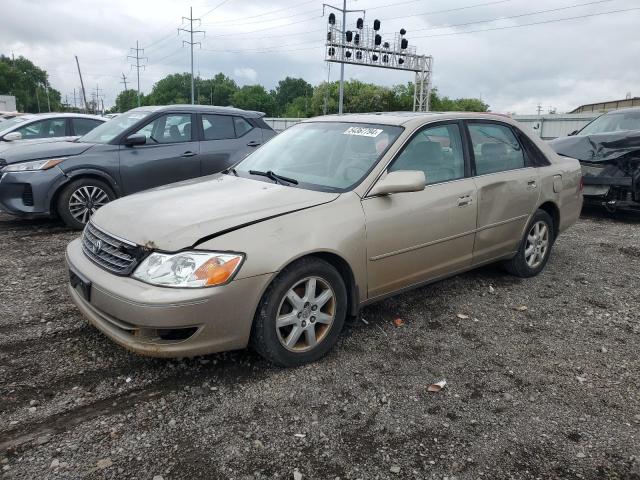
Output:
0,168,63,216
66,238,272,357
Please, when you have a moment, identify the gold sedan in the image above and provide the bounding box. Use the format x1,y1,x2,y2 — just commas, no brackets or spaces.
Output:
66,112,583,366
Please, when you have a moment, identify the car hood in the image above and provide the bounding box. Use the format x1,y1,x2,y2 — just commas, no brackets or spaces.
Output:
0,136,80,156
0,140,94,164
548,130,640,163
91,174,340,251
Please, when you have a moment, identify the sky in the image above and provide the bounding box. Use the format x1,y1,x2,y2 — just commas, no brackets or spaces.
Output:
1,0,639,114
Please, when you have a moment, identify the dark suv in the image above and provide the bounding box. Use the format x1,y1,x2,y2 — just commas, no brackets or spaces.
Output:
0,105,276,228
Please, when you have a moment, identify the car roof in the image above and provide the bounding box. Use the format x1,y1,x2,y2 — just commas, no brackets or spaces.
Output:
4,113,106,122
301,111,520,127
600,106,640,115
125,105,265,118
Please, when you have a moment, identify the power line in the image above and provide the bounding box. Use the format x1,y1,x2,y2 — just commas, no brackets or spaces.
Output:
200,0,234,19
409,0,618,33
202,0,315,25
411,5,640,39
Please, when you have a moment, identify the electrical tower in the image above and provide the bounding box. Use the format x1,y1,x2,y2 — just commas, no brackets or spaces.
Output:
323,9,433,112
121,73,128,91
179,7,205,105
128,41,147,107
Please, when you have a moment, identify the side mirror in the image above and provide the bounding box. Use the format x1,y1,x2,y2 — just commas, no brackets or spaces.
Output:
369,170,426,196
568,130,578,136
124,133,147,146
3,132,22,141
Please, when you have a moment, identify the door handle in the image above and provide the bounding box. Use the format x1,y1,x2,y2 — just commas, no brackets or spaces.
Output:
457,195,473,207
527,179,537,190
246,141,261,147
181,151,197,157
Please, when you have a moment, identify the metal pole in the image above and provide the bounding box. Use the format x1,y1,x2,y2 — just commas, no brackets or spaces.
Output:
323,62,331,115
35,88,40,113
75,55,89,113
338,0,346,114
136,41,141,107
45,84,51,112
190,7,195,104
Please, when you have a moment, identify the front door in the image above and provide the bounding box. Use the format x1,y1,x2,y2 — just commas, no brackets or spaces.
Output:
362,122,477,299
119,113,200,194
465,121,540,264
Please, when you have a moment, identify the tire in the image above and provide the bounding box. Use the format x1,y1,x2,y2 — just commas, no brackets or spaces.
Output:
56,178,116,230
504,209,555,278
250,257,348,367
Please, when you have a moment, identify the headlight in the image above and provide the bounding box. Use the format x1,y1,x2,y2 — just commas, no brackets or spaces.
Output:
133,251,244,288
1,157,67,172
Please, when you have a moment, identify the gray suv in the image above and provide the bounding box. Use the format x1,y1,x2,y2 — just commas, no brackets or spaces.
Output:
0,105,276,228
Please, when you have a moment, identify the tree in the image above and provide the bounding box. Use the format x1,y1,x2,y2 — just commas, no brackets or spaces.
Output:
0,55,62,112
274,77,313,116
197,73,238,106
145,73,192,105
231,85,276,116
112,89,141,113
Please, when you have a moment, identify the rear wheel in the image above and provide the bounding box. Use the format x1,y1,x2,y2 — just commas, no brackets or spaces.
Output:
504,209,554,277
251,258,348,367
56,178,115,230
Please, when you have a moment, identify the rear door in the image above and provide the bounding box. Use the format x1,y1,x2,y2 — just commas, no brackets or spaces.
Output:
362,121,477,298
465,120,540,264
118,113,200,194
198,114,263,175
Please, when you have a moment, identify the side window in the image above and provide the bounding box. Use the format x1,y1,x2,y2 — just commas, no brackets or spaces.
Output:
72,118,103,136
201,114,236,141
134,114,192,144
16,119,66,139
468,123,525,175
233,116,253,137
389,123,465,185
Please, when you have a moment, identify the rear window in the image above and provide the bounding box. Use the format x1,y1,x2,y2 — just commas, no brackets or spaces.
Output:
202,114,235,140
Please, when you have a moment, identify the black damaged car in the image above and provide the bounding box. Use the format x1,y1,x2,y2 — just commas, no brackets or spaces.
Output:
549,107,640,212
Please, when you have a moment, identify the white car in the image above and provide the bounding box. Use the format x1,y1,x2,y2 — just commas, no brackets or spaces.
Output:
0,113,105,143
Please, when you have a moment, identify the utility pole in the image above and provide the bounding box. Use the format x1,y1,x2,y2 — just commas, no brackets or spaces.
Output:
121,73,128,91
73,88,77,109
93,85,104,115
179,6,205,105
536,103,542,116
75,56,89,113
128,41,147,107
44,83,51,112
323,1,365,114
35,87,41,113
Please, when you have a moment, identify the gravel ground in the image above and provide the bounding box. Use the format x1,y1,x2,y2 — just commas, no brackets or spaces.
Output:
0,208,639,480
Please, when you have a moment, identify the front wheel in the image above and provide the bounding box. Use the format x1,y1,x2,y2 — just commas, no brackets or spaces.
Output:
56,178,115,230
504,209,555,278
250,258,348,367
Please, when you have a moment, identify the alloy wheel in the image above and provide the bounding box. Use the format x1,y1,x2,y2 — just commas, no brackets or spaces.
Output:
275,276,336,352
524,220,549,268
68,186,110,225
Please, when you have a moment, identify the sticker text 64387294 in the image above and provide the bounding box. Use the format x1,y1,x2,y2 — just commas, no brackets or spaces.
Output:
343,126,383,137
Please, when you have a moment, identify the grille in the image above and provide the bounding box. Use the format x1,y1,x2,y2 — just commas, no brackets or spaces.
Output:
22,184,34,206
81,222,141,275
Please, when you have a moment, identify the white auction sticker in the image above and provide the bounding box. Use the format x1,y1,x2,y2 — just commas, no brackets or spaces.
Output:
343,126,383,137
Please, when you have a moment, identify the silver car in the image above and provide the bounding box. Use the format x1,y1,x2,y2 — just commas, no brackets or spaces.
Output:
66,112,583,367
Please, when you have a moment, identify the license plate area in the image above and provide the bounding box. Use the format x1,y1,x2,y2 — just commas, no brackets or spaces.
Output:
69,267,91,302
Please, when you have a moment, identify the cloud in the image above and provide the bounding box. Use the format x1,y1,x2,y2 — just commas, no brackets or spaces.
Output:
233,67,258,83
1,0,638,113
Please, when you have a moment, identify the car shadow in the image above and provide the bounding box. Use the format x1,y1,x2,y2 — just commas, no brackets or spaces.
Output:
580,205,640,224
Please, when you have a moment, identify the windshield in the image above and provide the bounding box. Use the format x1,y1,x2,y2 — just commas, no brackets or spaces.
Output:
78,110,151,144
578,110,640,136
235,122,403,191
0,116,30,134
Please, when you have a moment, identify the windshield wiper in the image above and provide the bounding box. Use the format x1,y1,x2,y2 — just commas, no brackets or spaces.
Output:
223,167,238,176
249,170,298,185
